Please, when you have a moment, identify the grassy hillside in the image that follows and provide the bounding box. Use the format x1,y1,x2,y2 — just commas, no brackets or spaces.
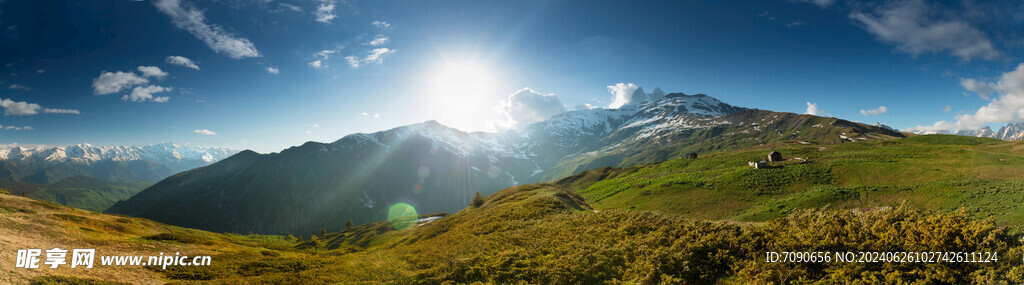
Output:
6,167,1024,283
0,176,149,212
559,134,1024,226
138,183,1024,284
0,189,294,284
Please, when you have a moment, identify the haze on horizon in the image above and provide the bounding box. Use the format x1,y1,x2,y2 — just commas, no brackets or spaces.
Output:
0,0,1022,153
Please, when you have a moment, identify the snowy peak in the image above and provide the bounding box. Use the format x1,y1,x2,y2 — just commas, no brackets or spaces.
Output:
872,122,895,131
0,143,237,168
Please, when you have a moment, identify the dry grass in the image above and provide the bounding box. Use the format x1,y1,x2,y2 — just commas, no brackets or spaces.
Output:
0,192,289,284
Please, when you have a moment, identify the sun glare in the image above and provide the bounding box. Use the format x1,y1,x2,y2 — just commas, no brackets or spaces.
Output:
428,59,498,129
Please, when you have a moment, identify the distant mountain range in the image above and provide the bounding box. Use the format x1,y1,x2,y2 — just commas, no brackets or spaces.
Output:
905,122,1024,140
107,90,904,235
0,143,237,184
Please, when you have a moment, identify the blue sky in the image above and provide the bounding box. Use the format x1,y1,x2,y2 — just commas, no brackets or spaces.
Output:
0,0,1022,152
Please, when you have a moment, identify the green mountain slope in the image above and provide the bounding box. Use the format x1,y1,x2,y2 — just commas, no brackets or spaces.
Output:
559,134,1024,224
0,176,149,212
543,109,904,180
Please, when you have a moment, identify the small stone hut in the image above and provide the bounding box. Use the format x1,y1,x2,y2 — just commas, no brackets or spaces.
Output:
767,151,783,162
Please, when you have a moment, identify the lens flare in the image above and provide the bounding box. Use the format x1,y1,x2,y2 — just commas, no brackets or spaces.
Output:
387,203,418,230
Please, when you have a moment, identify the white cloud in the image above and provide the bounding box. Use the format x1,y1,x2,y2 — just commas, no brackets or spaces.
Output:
960,78,996,100
345,56,359,68
36,69,44,74
194,129,217,135
0,98,41,115
314,49,336,59
493,88,567,129
8,84,30,91
849,0,999,61
574,103,599,110
314,0,337,23
367,35,388,46
305,123,319,134
0,98,79,116
793,0,835,8
92,71,149,95
165,56,200,70
153,0,261,59
943,105,952,112
1,125,31,131
859,106,888,116
805,102,825,116
915,63,1024,131
277,3,302,12
361,112,369,116
123,85,172,102
786,20,806,28
363,48,392,63
345,48,393,68
372,21,390,28
43,108,80,114
373,113,380,118
266,67,279,74
137,66,169,78
309,60,325,69
607,83,642,109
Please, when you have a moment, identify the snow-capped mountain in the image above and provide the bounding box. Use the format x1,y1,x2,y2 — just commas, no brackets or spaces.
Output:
906,123,1024,140
109,89,903,235
0,143,237,184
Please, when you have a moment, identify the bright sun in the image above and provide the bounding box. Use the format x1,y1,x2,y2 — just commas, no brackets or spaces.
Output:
429,60,497,127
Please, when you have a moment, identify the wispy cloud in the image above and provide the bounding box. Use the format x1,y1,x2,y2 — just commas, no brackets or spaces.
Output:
8,84,30,91
43,108,80,114
786,20,806,28
859,106,888,116
276,3,302,12
194,129,217,135
0,125,32,131
123,85,172,103
165,56,200,70
367,35,388,46
266,67,279,74
314,0,337,23
960,78,996,100
850,0,999,61
792,0,835,8
153,0,261,59
345,48,394,68
372,20,390,28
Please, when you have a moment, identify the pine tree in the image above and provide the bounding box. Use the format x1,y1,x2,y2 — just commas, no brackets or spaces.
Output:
320,228,327,238
471,192,485,208
346,219,354,229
